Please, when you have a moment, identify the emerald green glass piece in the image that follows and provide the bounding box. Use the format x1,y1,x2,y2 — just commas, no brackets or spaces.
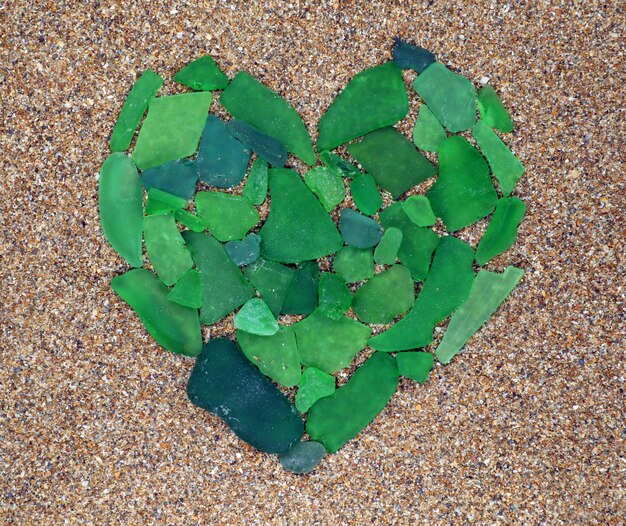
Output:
472,120,525,196
374,227,403,265
187,338,303,453
243,158,268,205
412,104,446,152
224,233,261,267
317,62,408,151
319,150,362,179
195,191,259,242
295,367,336,413
196,115,251,188
352,265,415,324
401,195,436,227
413,62,476,133
306,352,399,453
348,127,436,199
173,209,207,232
477,85,514,133
282,261,319,315
234,298,280,336
379,203,440,281
140,158,198,200
436,266,524,364
183,231,255,324
244,257,296,317
173,55,229,91
333,246,374,283
259,169,342,263
112,268,202,356
145,188,187,215
317,272,352,319
396,352,434,383
99,153,143,267
350,173,383,216
279,440,326,474
426,136,497,232
392,38,435,73
369,236,474,351
292,309,372,373
475,197,526,265
339,208,383,249
132,92,212,171
167,268,202,309
237,327,301,387
227,119,287,167
220,71,315,165
110,69,163,152
304,166,346,211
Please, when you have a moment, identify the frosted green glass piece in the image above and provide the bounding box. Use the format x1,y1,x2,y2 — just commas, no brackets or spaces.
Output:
396,352,434,383
412,104,446,152
477,85,514,133
339,208,383,249
350,173,383,215
224,233,261,267
167,268,202,309
374,227,403,265
319,150,362,179
227,119,287,167
244,257,296,317
234,298,279,336
140,158,198,200
401,195,436,227
392,38,435,73
475,197,526,265
173,209,207,232
195,191,260,242
295,368,336,413
333,246,374,283
317,272,352,319
145,188,187,215
304,166,346,211
173,55,228,91
243,158,269,205
282,261,319,316
279,441,326,474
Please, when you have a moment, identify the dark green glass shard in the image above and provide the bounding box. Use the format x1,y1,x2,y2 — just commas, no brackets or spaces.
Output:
477,85,514,133
426,136,497,232
295,367,336,413
259,169,342,263
173,55,229,91
319,150,362,179
304,166,346,211
173,209,207,232
392,38,436,73
187,338,304,453
317,62,408,151
167,268,202,309
339,208,383,249
413,104,447,152
374,227,403,265
350,173,383,216
144,188,187,215
234,298,280,336
333,246,374,283
396,352,434,383
279,440,327,474
436,266,524,364
140,158,198,200
195,191,259,242
348,127,436,199
317,272,352,320
112,268,202,356
99,153,144,268
226,119,287,167
401,195,436,227
110,69,163,152
475,197,526,265
282,261,319,315
196,115,251,188
243,158,268,205
306,352,399,453
220,71,315,165
224,233,261,267
244,257,296,317
183,231,255,324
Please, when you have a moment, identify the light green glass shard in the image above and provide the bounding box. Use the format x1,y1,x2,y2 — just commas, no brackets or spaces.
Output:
317,272,352,320
350,173,383,215
281,261,319,316
173,209,207,232
295,367,336,413
333,246,374,283
279,440,326,474
401,195,436,227
374,227,403,265
396,352,434,383
234,298,279,336
244,257,296,317
304,166,346,211
319,150,362,179
167,268,202,309
145,188,187,215
477,85,514,133
195,191,259,242
475,197,526,265
413,104,446,152
132,92,212,171
243,158,269,205
173,55,229,91
317,62,408,151
435,266,524,364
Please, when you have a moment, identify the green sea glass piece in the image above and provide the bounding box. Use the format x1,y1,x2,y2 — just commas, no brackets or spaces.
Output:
426,136,497,232
350,173,383,216
173,209,207,232
237,327,301,387
99,153,143,267
472,119,525,196
436,266,524,364
401,195,436,227
220,71,315,165
167,268,202,309
317,272,352,319
110,69,163,152
173,55,229,91
224,233,261,267
352,265,415,324
475,197,526,265
392,38,435,73
112,268,201,356
195,191,259,242
132,92,212,171
234,298,280,336
348,127,436,199
413,104,446,152
279,440,327,474
282,261,319,315
306,352,399,453
396,352,434,383
477,85,514,133
243,158,268,205
293,309,371,373
333,246,374,283
244,257,296,317
140,158,198,200
227,119,287,167
295,368,336,413
319,151,362,179
374,227,403,265
187,338,304,453
369,236,474,351
259,169,342,263
304,166,346,211
339,208,383,249
317,62,408,151
145,188,187,215
196,115,251,188
183,231,255,324
413,62,476,133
